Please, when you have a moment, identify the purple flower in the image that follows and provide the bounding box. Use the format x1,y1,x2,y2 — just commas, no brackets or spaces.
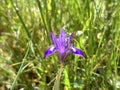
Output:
44,29,84,63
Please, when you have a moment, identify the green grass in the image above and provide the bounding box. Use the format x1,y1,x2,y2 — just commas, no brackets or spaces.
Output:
0,0,120,90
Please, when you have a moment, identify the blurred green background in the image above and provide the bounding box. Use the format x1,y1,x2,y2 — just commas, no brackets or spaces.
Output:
0,0,120,90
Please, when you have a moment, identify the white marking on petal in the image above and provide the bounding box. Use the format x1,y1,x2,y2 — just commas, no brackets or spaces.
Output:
50,46,55,51
71,47,76,52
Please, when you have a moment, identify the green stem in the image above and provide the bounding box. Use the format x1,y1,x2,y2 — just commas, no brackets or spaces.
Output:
52,64,63,90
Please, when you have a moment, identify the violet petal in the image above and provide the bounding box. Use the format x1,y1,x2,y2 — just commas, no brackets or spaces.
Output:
50,32,58,48
67,34,73,47
58,29,66,46
44,46,56,58
70,46,84,57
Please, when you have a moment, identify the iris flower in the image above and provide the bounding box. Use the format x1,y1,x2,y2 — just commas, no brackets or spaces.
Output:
44,29,84,63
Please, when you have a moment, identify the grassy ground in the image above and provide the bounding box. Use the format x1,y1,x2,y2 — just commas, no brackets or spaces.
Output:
0,0,120,90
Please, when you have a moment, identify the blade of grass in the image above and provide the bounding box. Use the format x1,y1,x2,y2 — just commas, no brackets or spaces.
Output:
10,0,35,55
10,47,30,90
63,65,70,90
36,0,51,43
10,0,31,40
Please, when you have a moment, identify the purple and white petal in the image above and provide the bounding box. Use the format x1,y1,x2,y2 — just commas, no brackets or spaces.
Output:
44,46,56,58
70,46,84,57
50,32,58,48
58,29,66,46
67,33,73,47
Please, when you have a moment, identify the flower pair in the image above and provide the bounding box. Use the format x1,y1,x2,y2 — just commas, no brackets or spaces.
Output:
44,29,84,63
